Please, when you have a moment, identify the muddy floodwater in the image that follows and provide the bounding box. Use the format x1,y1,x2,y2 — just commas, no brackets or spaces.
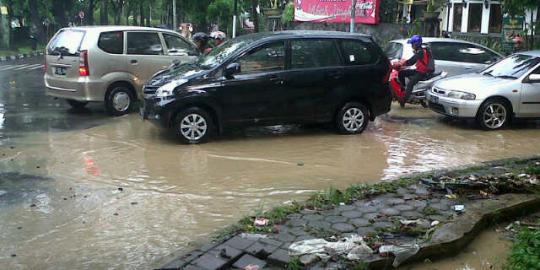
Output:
1,60,540,269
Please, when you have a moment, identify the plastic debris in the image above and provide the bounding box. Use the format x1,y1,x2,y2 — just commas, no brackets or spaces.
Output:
254,217,269,227
445,194,458,199
378,243,421,267
288,234,374,261
453,205,465,212
400,219,421,226
240,233,267,240
244,264,261,270
431,220,440,227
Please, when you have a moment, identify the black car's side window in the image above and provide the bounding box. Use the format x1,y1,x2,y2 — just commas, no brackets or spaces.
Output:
341,40,375,65
238,42,285,74
291,39,340,69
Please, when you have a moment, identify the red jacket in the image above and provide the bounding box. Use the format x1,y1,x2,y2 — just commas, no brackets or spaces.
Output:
415,48,434,74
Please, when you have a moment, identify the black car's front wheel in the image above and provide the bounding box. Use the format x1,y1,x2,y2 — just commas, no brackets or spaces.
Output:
335,102,369,134
476,98,510,130
175,107,214,144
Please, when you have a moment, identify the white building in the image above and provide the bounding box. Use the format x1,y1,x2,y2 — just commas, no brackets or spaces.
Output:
440,0,538,35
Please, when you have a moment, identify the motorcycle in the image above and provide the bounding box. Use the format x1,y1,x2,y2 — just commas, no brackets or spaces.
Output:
389,59,448,108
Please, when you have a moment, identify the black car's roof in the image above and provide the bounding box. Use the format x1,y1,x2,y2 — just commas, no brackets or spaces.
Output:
234,30,372,42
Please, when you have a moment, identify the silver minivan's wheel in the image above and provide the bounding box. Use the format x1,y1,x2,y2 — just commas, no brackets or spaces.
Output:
175,107,214,144
476,98,510,130
66,99,88,109
106,84,134,116
335,102,369,134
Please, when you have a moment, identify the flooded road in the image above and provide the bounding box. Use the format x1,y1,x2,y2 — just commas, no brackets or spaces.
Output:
1,59,540,269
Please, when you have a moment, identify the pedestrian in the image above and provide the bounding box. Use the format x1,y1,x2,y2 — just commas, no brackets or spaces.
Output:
192,32,212,54
397,35,435,105
29,25,38,50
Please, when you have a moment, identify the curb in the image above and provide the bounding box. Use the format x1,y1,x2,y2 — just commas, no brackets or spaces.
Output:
0,51,44,62
158,156,540,270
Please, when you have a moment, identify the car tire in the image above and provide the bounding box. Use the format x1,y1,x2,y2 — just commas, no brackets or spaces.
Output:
105,84,134,116
475,98,511,130
175,107,214,144
66,99,88,109
335,102,369,135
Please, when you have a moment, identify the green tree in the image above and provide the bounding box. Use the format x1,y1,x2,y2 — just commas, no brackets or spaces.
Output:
503,0,540,48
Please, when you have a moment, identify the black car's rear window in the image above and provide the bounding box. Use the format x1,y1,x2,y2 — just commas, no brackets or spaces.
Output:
47,29,86,56
340,40,376,65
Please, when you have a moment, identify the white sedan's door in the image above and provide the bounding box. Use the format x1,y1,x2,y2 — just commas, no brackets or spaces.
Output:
519,67,540,117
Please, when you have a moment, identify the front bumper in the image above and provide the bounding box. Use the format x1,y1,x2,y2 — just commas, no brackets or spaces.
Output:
426,91,483,118
140,96,176,128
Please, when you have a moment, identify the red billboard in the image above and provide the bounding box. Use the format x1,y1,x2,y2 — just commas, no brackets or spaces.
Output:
294,0,380,25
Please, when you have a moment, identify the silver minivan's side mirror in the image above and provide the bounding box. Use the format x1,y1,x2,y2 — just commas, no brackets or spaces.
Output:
224,63,241,79
528,74,540,82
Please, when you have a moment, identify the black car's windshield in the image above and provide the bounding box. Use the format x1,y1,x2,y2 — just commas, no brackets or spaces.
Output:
483,54,540,79
197,37,256,69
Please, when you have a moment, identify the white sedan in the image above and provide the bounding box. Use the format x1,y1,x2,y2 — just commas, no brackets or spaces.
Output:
426,51,540,130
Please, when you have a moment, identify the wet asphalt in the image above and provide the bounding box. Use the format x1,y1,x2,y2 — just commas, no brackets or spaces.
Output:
2,57,540,269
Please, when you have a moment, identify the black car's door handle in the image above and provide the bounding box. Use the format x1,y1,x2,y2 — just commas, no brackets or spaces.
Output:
269,75,284,85
327,71,344,79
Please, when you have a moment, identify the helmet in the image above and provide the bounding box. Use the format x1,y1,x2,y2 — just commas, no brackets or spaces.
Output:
210,31,226,40
407,35,423,46
192,32,210,42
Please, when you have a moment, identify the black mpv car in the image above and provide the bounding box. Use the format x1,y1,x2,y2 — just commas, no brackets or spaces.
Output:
141,31,391,144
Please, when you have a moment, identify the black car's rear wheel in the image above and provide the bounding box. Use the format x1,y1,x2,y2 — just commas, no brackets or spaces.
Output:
476,98,510,130
335,102,369,134
66,99,88,109
175,107,214,144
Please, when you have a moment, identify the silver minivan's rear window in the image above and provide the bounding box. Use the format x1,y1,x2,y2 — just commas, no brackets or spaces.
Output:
47,29,85,56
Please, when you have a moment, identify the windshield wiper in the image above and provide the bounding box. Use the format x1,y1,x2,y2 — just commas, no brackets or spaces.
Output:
496,75,517,79
483,72,493,77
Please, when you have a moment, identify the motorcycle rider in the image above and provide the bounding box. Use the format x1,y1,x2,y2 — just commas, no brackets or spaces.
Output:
398,35,435,103
210,31,227,47
192,32,212,54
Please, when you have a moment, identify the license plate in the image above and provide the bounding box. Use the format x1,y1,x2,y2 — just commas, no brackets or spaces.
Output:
429,95,439,103
54,67,67,76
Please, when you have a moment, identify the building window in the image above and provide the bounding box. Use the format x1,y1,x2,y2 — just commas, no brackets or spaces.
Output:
468,3,483,32
488,4,502,33
453,3,463,32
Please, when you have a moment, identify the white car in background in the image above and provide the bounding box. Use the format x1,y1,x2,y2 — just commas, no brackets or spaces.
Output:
426,51,540,130
385,38,503,77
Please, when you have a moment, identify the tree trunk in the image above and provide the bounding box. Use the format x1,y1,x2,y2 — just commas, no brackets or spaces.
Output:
52,0,68,27
251,0,259,32
100,0,109,25
530,11,535,49
87,0,95,25
27,0,45,42
139,2,144,26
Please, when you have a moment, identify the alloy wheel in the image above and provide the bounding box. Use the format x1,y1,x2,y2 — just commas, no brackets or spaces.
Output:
342,107,365,133
482,103,507,129
180,114,208,141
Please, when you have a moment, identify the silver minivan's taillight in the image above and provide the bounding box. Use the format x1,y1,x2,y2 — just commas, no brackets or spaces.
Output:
79,50,89,76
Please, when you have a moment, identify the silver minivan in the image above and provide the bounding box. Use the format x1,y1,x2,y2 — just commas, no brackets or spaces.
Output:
44,26,199,115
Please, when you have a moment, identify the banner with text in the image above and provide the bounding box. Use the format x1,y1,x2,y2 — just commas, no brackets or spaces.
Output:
294,0,380,25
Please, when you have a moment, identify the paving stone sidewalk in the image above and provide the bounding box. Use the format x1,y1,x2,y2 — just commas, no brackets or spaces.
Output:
159,160,540,270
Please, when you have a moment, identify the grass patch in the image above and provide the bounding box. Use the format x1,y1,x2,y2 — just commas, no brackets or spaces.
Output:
506,221,540,270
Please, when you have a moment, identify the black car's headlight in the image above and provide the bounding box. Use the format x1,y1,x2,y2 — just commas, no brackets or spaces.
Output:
155,79,187,97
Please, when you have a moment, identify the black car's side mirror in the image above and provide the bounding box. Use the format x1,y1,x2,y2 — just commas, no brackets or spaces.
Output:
224,63,241,79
